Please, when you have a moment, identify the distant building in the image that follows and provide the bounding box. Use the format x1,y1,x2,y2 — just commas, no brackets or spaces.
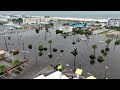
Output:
57,26,73,33
41,16,51,22
107,18,120,27
23,16,41,24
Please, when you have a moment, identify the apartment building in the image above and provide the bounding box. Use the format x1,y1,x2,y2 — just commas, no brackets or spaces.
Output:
107,18,120,27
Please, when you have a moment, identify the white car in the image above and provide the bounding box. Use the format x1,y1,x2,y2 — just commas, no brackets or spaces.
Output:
80,38,87,41
99,41,104,43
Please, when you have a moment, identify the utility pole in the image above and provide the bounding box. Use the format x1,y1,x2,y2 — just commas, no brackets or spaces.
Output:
3,30,8,51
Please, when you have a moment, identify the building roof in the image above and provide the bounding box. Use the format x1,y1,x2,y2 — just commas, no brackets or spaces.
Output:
70,23,86,28
86,76,96,79
34,75,45,79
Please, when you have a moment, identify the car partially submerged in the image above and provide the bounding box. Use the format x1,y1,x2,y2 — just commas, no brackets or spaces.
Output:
10,49,19,55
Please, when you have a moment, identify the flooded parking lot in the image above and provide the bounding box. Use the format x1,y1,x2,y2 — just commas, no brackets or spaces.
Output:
0,24,120,79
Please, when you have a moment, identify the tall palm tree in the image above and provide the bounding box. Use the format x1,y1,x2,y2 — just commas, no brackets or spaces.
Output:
48,40,53,58
105,39,112,48
72,33,75,45
92,44,97,57
73,55,77,72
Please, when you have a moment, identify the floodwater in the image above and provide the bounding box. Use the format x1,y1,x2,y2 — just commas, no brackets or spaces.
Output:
0,24,120,79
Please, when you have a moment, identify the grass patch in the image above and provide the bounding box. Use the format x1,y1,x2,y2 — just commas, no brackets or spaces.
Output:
99,31,109,34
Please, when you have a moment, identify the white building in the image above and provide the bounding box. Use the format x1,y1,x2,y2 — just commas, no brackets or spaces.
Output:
107,18,120,27
41,16,51,22
23,16,41,24
57,26,73,33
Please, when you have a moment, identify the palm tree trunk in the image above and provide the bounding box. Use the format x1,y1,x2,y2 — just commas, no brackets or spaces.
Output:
94,49,95,57
73,35,75,43
50,43,51,55
76,34,77,42
45,31,47,41
74,56,77,72
23,42,26,60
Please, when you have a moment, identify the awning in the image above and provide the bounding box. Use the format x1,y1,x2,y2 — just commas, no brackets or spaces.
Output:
34,75,45,79
86,76,96,79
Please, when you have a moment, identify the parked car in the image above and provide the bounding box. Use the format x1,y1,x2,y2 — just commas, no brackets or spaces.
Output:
10,49,19,55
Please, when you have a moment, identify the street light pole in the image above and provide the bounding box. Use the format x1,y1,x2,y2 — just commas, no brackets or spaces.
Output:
3,30,8,51
22,41,26,60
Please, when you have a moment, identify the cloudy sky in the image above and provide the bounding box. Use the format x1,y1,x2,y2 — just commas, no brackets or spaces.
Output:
0,11,120,18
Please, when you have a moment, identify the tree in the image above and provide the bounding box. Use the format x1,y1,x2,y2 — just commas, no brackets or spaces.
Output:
72,33,76,45
0,65,7,74
114,40,120,45
43,47,47,51
12,59,21,67
28,44,32,49
48,40,53,58
35,29,39,34
38,45,43,51
105,47,110,52
92,44,97,57
53,48,57,52
17,18,23,25
89,55,96,60
60,50,64,53
97,55,104,63
101,49,105,54
105,39,112,48
39,52,43,56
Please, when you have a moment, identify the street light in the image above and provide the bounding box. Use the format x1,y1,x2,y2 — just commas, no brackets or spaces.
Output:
104,66,108,79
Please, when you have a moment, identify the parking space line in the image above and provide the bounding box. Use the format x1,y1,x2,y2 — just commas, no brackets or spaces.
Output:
9,72,17,77
20,66,27,70
24,63,30,67
14,69,23,74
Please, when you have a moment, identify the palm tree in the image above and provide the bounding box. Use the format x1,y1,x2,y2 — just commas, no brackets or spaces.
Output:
53,48,57,52
39,51,43,56
48,40,53,58
43,47,47,51
105,39,112,48
0,64,7,75
60,50,64,53
92,44,97,57
17,18,23,25
97,55,104,63
35,29,39,34
72,33,75,45
28,44,32,49
38,45,43,51
89,55,96,65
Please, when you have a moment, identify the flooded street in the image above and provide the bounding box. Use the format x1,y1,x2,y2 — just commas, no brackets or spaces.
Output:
0,24,120,79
